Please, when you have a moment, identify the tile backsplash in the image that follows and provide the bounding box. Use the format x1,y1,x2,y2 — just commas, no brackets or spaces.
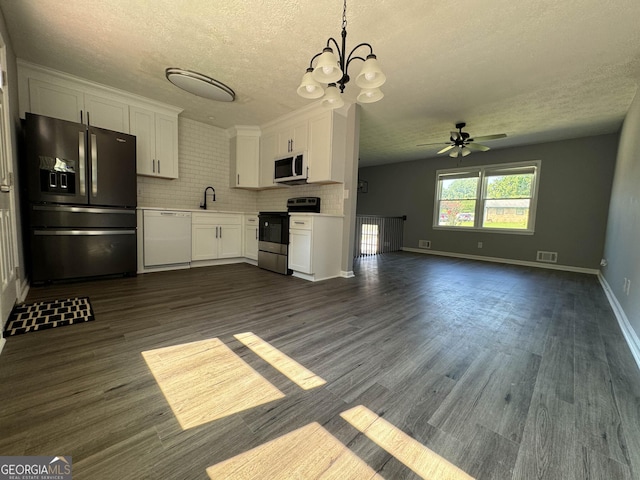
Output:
137,117,344,216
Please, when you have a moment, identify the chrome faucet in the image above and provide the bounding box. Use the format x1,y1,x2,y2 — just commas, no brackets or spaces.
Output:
200,186,216,209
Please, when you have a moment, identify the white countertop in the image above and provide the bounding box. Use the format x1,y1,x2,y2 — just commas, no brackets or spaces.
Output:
138,206,255,215
138,207,342,217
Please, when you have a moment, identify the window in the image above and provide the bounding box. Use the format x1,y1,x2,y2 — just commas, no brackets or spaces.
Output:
434,161,540,233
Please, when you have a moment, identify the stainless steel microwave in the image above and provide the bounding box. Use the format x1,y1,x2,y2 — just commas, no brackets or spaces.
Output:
274,152,307,185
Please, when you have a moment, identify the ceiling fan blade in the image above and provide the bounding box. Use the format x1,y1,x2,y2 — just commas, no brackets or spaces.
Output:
437,145,455,154
470,133,507,141
466,143,490,152
416,142,450,147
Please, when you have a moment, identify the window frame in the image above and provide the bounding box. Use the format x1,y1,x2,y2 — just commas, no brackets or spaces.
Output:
433,160,541,235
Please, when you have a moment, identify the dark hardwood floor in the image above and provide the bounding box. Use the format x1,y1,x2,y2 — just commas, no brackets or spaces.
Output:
1,252,639,479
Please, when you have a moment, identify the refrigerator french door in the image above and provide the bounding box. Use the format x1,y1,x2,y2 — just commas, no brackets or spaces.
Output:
23,113,137,282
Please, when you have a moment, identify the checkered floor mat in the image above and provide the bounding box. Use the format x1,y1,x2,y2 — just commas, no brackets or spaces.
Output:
4,297,95,336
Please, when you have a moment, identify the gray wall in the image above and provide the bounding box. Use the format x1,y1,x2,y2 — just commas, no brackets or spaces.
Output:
602,91,640,339
357,134,618,270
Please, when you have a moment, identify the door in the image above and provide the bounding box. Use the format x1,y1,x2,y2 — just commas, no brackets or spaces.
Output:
28,78,84,123
218,224,242,258
84,94,129,132
289,229,312,273
0,53,18,325
129,106,155,176
89,126,136,207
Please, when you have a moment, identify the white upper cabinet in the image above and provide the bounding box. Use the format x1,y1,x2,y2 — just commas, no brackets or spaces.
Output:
277,120,308,156
19,61,182,179
258,104,347,187
259,130,278,188
307,110,346,184
130,106,179,179
229,126,261,189
28,78,129,132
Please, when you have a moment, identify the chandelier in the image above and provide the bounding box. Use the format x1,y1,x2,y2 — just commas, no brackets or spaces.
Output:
297,0,386,108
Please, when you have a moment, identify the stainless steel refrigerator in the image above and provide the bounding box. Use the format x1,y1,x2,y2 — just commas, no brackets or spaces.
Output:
23,113,137,283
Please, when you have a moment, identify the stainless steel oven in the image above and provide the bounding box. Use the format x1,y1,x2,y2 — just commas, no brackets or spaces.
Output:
258,211,291,275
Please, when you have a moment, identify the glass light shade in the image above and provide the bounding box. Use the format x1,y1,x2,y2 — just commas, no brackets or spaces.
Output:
312,48,343,83
357,87,384,104
449,147,460,158
461,146,471,157
321,84,345,109
355,55,386,89
297,70,324,99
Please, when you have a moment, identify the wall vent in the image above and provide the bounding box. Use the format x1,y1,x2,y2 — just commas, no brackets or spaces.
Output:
536,251,558,263
419,240,431,249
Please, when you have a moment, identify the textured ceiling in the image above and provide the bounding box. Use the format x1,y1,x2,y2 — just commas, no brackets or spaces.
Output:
1,0,639,167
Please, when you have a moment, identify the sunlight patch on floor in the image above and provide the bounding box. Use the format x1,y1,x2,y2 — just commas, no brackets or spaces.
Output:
206,421,382,479
142,338,284,430
234,332,326,390
341,405,475,480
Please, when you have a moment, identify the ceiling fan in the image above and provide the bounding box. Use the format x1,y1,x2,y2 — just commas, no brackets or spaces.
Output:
417,122,507,158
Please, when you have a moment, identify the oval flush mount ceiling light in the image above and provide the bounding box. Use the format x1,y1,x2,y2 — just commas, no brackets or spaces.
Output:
165,68,235,102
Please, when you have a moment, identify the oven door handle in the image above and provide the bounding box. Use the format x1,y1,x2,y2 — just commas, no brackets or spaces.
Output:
34,229,136,236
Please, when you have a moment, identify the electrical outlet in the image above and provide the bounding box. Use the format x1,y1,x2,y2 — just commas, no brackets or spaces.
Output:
478,242,483,248
137,186,143,196
418,240,431,249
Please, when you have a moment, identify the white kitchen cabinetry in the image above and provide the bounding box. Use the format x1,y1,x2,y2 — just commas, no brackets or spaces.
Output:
258,105,347,187
191,213,242,262
288,214,343,281
244,215,259,261
277,121,308,155
19,61,182,178
130,106,179,179
28,78,130,132
229,126,261,188
307,110,346,184
259,131,279,188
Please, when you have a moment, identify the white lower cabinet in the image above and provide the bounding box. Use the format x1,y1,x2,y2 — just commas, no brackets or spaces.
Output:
244,215,259,261
288,215,343,281
289,227,312,273
191,213,242,261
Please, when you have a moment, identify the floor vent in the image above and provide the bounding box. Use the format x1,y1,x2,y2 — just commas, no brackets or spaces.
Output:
537,251,558,263
419,240,431,249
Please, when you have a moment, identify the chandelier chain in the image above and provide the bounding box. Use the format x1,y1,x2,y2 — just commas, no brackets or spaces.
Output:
342,0,347,30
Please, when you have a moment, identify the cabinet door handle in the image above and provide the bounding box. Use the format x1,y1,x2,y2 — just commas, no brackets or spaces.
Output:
153,159,155,173
255,228,258,240
220,227,222,238
158,160,161,174
294,221,305,225
237,174,240,185
215,226,219,238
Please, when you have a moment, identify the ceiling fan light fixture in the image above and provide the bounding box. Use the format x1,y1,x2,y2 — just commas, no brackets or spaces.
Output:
449,148,459,158
461,146,471,157
165,68,235,102
297,68,325,99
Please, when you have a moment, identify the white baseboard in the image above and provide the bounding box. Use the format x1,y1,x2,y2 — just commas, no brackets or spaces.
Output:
0,337,5,357
341,270,355,278
598,273,640,372
17,277,29,303
402,247,600,275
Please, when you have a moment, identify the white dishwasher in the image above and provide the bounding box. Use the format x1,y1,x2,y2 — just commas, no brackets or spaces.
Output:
143,210,192,267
